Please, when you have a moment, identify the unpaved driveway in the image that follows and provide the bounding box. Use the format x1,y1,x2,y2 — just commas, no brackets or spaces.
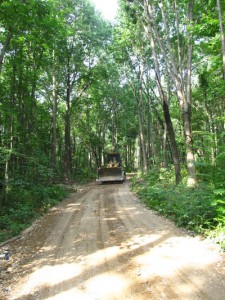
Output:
1,181,225,299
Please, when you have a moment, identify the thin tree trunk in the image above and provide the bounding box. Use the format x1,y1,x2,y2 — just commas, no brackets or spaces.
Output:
64,61,72,180
128,62,148,172
138,71,148,172
161,80,182,184
137,102,148,172
183,0,197,187
217,0,225,79
174,0,182,76
52,50,58,166
0,31,11,73
64,103,72,179
165,0,197,187
4,120,13,203
145,0,197,186
143,0,182,184
146,101,152,165
163,124,167,167
111,99,117,150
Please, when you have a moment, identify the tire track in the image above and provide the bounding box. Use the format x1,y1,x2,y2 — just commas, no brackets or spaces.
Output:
4,182,225,300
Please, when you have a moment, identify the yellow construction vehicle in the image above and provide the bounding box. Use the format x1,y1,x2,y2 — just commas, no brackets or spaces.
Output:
96,153,126,183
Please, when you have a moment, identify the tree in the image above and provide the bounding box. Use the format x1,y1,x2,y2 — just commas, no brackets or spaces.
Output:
143,0,196,186
118,0,182,182
217,0,225,79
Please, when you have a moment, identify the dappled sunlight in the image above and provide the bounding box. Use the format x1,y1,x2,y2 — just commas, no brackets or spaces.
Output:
85,272,129,299
45,288,92,300
10,184,225,300
13,233,164,299
19,263,83,295
67,203,81,207
134,235,221,279
123,206,137,211
86,245,119,264
86,233,162,265
103,217,117,221
64,203,81,212
44,272,128,300
117,206,137,213
120,234,161,251
12,230,224,300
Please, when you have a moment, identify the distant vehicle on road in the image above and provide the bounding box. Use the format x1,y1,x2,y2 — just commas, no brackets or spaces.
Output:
96,153,126,183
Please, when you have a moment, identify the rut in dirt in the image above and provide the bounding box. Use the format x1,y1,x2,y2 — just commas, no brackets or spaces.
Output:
1,182,225,300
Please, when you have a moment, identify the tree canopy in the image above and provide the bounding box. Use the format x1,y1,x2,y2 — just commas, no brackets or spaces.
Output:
0,0,225,245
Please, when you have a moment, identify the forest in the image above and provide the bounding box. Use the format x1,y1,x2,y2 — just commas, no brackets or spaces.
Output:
0,0,225,248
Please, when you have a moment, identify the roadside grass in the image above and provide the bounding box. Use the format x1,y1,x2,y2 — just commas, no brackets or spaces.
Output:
0,170,96,244
0,184,68,243
130,167,225,250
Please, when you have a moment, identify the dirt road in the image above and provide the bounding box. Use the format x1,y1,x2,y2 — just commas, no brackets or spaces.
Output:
1,181,225,299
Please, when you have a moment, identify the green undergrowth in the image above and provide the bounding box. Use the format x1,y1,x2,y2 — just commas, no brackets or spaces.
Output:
0,184,68,243
131,168,225,250
74,170,96,184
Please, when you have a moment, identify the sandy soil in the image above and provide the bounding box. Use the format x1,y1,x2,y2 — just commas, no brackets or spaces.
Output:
0,181,225,300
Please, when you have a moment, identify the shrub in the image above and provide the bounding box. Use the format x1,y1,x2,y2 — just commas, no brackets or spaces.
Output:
131,168,224,249
0,184,67,242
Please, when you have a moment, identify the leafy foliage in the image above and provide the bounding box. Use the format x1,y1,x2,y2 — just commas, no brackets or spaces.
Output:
0,184,67,242
0,0,225,247
131,167,225,249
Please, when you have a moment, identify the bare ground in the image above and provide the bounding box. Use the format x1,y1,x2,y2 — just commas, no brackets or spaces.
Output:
0,181,225,300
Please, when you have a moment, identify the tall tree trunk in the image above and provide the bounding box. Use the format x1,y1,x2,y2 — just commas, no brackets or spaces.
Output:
138,73,148,172
111,99,117,150
163,124,167,167
217,0,225,79
162,86,182,184
183,0,197,187
128,62,148,172
0,30,11,73
143,0,182,184
64,103,72,179
52,50,58,167
137,103,148,172
174,0,182,77
146,100,152,165
64,63,72,180
144,0,197,186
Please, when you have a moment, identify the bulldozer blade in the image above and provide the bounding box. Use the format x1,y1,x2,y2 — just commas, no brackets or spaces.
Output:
96,167,125,183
